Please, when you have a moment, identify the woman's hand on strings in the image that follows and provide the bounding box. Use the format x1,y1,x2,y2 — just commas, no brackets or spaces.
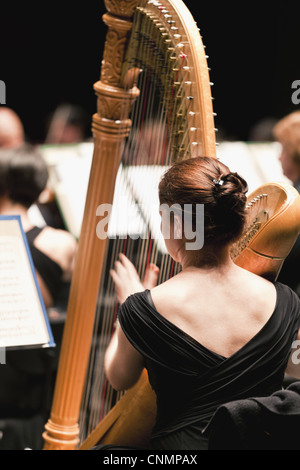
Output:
143,262,160,290
110,253,159,304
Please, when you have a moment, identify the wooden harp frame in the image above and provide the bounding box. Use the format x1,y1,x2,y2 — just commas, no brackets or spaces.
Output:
43,0,216,450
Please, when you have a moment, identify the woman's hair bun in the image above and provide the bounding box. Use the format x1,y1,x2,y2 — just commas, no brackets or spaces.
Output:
213,172,248,202
159,156,249,246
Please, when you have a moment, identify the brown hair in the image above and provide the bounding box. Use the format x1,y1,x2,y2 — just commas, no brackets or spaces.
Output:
273,111,300,166
0,144,48,208
159,156,248,247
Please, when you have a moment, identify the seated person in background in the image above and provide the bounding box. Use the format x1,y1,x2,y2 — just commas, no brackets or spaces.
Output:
45,103,90,144
42,103,91,230
0,107,59,230
0,144,77,309
273,111,300,191
0,144,77,450
0,107,25,149
273,112,300,296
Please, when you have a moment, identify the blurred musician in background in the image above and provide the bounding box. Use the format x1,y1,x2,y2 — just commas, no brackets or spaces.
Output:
45,103,90,145
0,144,77,450
274,111,300,192
40,103,92,230
0,144,77,310
0,107,25,149
274,111,300,296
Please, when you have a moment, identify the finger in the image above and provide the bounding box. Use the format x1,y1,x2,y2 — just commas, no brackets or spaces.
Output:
118,253,139,277
110,270,124,301
143,263,160,289
114,260,127,276
110,268,120,284
146,263,160,276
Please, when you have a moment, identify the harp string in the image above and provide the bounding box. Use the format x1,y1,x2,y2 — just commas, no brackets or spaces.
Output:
161,53,187,165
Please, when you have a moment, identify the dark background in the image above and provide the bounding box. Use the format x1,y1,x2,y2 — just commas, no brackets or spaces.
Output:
1,1,300,143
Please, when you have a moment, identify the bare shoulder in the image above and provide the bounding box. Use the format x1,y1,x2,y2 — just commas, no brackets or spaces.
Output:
150,266,277,318
235,267,277,303
41,226,77,251
150,274,188,311
34,226,77,275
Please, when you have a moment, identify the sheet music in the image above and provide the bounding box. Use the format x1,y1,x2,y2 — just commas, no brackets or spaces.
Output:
119,165,169,253
0,217,53,349
41,141,291,239
217,141,290,193
42,143,93,238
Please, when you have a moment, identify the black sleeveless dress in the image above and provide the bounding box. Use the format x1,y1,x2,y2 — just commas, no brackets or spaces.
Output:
117,282,300,450
26,226,63,303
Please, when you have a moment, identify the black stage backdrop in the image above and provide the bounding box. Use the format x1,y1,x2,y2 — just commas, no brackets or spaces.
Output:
1,1,300,143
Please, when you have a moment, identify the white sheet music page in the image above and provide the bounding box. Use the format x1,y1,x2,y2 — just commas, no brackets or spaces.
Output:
0,216,54,349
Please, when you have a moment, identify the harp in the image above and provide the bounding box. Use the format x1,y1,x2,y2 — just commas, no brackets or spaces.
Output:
43,0,300,451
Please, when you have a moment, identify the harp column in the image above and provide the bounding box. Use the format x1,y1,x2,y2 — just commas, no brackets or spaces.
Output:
43,1,139,450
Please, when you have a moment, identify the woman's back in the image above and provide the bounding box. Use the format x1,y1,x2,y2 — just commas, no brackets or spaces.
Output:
150,264,277,359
